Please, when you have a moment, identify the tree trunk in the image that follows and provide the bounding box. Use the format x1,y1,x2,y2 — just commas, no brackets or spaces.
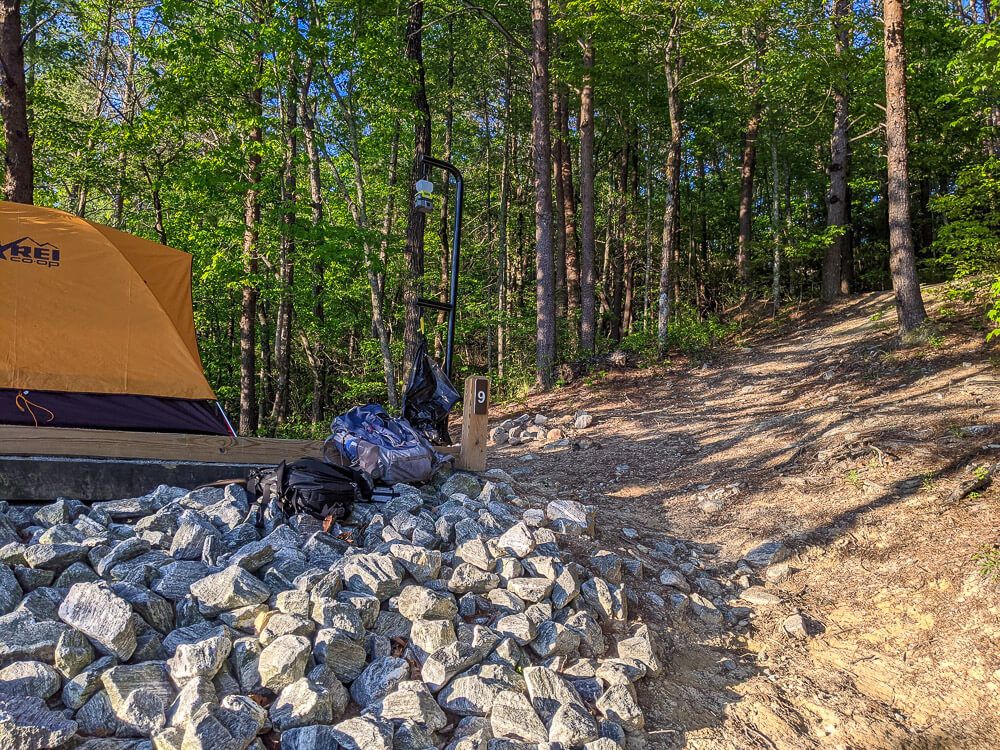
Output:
884,0,926,335
271,55,298,426
239,81,262,435
300,63,326,426
737,28,766,290
578,36,597,353
610,139,629,342
771,141,782,310
531,0,556,389
551,88,568,320
435,22,455,360
497,56,513,381
0,0,32,203
822,0,852,301
378,120,400,308
558,87,581,330
403,0,431,377
658,14,682,354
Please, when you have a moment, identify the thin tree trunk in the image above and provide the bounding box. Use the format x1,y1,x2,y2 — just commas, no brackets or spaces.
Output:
435,22,455,360
771,140,781,310
884,0,927,335
531,0,556,388
0,0,32,203
271,55,298,425
403,0,432,376
737,27,766,291
378,120,401,308
822,0,852,301
611,139,628,342
239,73,263,435
112,9,139,229
151,184,166,244
497,56,513,381
559,87,581,331
658,11,682,353
579,35,597,353
300,62,326,425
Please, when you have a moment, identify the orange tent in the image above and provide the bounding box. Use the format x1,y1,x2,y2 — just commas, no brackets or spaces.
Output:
0,202,233,434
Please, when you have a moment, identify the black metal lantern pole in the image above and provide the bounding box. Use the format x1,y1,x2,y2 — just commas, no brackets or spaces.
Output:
415,155,463,379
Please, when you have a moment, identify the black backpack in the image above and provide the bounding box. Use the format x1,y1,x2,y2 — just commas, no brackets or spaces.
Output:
246,458,373,524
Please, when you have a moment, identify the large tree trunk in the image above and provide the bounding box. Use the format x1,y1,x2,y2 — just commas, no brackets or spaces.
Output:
822,0,852,301
403,0,431,377
658,14,682,354
551,89,568,320
578,36,597,353
239,83,262,435
271,55,298,426
884,0,926,335
531,0,556,389
0,0,32,203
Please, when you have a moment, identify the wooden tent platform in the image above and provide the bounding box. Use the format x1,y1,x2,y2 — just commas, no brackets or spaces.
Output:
0,377,489,501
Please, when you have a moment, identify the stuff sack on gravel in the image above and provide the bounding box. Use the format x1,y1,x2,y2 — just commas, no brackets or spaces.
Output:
326,404,449,485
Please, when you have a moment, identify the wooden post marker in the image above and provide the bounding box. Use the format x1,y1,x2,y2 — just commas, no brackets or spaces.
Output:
458,376,489,471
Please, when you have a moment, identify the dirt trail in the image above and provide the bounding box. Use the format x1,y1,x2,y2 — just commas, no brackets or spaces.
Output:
489,289,1000,750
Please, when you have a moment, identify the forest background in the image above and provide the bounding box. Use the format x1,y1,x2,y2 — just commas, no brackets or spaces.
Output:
0,0,997,437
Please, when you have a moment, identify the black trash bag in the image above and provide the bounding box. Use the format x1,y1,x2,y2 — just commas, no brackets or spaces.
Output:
402,337,460,445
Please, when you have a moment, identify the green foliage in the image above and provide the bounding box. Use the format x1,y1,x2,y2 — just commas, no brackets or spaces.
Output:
667,304,738,356
972,543,1000,581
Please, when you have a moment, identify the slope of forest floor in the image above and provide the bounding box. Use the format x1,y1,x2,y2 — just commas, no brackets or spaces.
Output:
488,285,1000,750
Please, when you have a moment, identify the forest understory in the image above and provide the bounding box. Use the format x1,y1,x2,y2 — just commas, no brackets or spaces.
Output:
487,284,1000,749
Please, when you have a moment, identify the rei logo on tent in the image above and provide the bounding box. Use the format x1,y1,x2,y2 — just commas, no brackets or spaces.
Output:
0,236,61,268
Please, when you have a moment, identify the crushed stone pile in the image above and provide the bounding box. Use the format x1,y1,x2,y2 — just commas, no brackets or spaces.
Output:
0,467,660,750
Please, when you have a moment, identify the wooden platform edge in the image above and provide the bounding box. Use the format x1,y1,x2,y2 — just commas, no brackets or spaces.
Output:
0,426,325,465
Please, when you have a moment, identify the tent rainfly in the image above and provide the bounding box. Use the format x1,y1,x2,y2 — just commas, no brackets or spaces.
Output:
0,202,234,435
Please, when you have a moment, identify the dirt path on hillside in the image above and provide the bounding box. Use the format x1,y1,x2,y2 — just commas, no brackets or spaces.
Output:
489,290,1000,750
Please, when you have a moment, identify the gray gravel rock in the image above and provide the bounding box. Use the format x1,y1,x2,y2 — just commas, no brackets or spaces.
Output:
58,581,137,660
545,500,595,536
343,553,404,601
350,655,409,707
167,633,232,683
257,634,311,692
422,626,498,692
280,725,340,750
616,624,659,674
0,695,77,749
189,566,270,616
0,563,23,615
524,665,585,724
24,543,89,572
314,628,367,682
410,618,457,662
0,660,61,698
595,685,644,731
449,563,500,594
550,701,601,746
742,539,789,568
330,716,394,750
489,689,547,742
54,627,94,678
270,677,334,731
372,680,447,731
